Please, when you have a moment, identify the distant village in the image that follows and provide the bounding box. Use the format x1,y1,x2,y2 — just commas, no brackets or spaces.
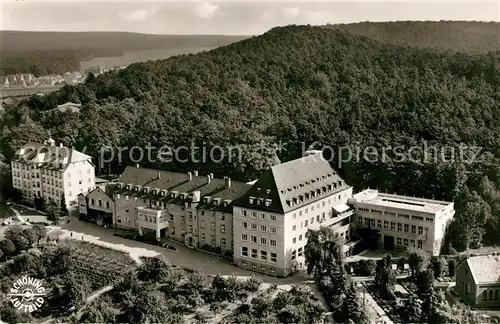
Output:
0,65,128,89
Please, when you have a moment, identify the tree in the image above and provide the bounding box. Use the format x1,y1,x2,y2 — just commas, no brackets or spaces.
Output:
0,239,16,259
46,200,61,225
80,296,117,323
402,293,422,323
32,224,47,245
9,234,31,254
304,226,344,278
22,227,38,245
417,268,435,295
339,281,369,324
430,256,446,278
0,304,32,324
137,256,171,282
406,248,430,281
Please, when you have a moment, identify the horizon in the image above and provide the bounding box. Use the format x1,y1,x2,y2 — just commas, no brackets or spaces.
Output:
1,19,499,37
2,1,499,35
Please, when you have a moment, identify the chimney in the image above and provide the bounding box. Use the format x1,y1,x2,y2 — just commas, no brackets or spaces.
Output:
225,177,231,189
59,143,63,148
188,172,192,181
210,173,214,179
157,173,161,179
193,170,198,177
207,175,211,184
136,164,139,168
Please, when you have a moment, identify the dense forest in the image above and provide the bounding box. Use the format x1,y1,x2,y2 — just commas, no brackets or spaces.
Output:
0,31,248,76
1,22,500,252
328,21,500,54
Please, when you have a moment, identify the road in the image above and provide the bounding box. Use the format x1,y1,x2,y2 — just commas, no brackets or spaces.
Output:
0,86,62,98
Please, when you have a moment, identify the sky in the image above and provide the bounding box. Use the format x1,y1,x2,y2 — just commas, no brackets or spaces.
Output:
1,0,499,35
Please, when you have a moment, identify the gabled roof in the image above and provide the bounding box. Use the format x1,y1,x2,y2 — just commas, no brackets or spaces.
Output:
87,186,114,201
12,139,91,170
465,255,500,285
233,153,349,213
115,166,252,212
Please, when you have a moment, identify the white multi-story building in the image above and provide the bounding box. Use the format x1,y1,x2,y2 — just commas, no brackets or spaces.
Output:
349,189,455,255
11,137,95,214
232,152,355,277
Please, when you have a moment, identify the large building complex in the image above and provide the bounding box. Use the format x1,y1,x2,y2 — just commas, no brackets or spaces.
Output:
232,152,355,277
111,166,251,255
70,152,455,277
11,137,96,214
349,189,454,255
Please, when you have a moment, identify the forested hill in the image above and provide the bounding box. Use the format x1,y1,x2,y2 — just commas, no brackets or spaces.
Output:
327,21,500,54
2,25,500,251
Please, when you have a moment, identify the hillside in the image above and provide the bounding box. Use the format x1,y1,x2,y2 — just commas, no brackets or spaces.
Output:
2,24,500,252
327,21,500,54
0,31,248,75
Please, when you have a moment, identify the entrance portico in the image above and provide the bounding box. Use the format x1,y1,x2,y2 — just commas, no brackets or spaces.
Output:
137,207,168,240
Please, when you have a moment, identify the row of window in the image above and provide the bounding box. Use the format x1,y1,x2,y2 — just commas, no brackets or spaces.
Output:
240,261,276,275
394,236,424,249
357,207,435,223
240,247,277,263
241,234,277,246
200,221,226,233
241,222,277,233
241,210,277,221
359,217,428,235
482,289,499,301
139,215,168,223
91,199,110,209
200,235,227,247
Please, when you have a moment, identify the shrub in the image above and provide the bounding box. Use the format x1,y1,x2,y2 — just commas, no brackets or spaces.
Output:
243,276,263,292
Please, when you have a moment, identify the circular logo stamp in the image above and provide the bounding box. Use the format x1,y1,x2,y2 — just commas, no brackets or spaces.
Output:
8,276,46,313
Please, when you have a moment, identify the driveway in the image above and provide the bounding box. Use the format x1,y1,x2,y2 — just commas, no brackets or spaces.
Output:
59,219,312,284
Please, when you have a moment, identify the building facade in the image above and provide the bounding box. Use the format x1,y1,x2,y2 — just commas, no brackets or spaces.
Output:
232,152,355,277
455,254,500,308
111,166,251,255
11,137,96,214
77,186,114,227
349,189,455,255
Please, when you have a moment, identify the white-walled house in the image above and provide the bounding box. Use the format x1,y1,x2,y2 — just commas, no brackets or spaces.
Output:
11,137,96,215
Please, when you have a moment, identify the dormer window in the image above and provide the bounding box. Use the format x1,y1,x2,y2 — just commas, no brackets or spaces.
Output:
126,185,130,190
257,198,262,205
266,189,271,195
300,183,304,187
171,193,175,198
116,184,121,189
203,197,211,204
249,196,255,204
257,188,261,192
161,191,165,196
265,199,272,207
134,187,139,192
286,200,291,206
293,197,298,204
152,189,157,195
143,188,148,194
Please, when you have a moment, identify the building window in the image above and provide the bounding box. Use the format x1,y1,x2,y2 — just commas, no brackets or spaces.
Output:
98,200,102,207
292,225,296,231
305,220,308,227
418,226,423,235
271,227,276,233
390,221,395,231
201,234,206,241
106,201,110,208
242,234,248,241
299,235,303,241
260,225,267,232
270,214,276,221
220,238,226,247
417,241,423,249
242,221,247,228
483,291,488,300
291,250,296,261
411,225,416,234
91,198,95,205
377,220,382,228
251,249,257,258
251,236,257,243
211,222,215,230
211,236,216,244
270,253,277,263
260,213,266,220
397,223,402,232
404,238,408,246
221,214,225,221
188,225,193,233
383,220,389,229
411,240,416,248
241,247,248,257
397,237,402,246
298,247,303,257
270,239,276,247
251,223,257,231
260,237,267,245
260,251,267,261
220,225,226,233
404,224,409,233
293,237,296,244
242,210,247,216
251,212,257,218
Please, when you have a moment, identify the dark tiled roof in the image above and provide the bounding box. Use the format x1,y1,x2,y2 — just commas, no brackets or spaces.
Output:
114,166,252,212
233,154,349,213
